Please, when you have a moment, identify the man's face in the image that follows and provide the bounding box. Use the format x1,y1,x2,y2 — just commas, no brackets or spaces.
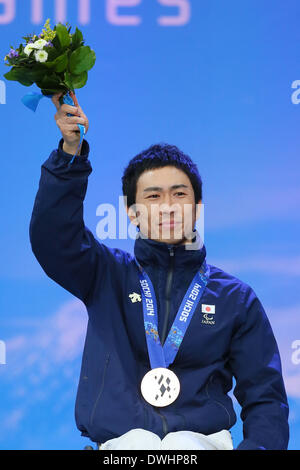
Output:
126,165,201,244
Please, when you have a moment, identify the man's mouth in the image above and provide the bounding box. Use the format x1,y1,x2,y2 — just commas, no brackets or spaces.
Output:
159,221,181,228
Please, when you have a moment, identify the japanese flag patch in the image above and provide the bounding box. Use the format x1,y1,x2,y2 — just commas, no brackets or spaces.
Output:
201,304,215,314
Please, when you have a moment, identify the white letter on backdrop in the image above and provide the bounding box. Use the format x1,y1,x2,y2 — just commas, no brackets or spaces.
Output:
158,0,190,26
107,0,141,26
0,0,15,24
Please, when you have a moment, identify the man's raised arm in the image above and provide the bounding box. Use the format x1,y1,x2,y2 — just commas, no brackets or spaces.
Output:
29,93,104,305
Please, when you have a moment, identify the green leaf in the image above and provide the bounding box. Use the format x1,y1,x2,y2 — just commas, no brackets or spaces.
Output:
64,71,74,91
41,87,66,96
51,35,61,51
45,45,61,62
72,71,88,89
64,69,88,90
3,67,34,86
69,46,96,74
44,52,68,73
31,67,48,83
71,27,83,49
55,23,71,49
36,74,62,91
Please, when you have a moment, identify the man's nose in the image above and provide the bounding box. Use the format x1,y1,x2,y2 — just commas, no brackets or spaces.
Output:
159,199,181,217
159,193,174,208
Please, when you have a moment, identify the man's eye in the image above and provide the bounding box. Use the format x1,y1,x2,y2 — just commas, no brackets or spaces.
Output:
148,193,186,198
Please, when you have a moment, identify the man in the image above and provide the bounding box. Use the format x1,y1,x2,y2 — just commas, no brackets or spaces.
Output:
29,93,289,450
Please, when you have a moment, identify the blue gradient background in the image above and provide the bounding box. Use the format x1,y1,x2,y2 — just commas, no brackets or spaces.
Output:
0,0,299,450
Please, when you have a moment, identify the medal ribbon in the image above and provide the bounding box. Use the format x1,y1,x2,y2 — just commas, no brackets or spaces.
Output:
135,258,210,369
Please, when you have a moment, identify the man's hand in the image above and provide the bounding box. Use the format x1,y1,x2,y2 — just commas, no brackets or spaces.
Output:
52,91,89,155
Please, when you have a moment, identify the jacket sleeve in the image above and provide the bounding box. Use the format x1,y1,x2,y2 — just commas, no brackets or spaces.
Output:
29,138,114,305
228,285,289,450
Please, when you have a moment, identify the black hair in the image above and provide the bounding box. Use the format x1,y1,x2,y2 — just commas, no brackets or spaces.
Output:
122,142,203,209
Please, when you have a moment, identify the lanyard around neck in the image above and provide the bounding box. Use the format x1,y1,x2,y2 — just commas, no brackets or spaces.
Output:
135,257,210,369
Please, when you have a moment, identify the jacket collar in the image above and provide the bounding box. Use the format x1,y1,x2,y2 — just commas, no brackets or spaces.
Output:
134,229,207,269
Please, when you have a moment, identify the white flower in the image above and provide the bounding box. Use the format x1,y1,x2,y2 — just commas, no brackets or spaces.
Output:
34,49,48,63
24,44,35,56
32,39,47,50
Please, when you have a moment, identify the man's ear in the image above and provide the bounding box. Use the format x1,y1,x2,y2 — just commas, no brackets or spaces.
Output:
126,205,139,227
195,200,202,221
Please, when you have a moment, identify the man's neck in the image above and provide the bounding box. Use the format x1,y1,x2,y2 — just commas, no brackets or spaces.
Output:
138,229,197,246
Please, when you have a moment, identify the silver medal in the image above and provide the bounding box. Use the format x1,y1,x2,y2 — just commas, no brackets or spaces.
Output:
141,367,180,407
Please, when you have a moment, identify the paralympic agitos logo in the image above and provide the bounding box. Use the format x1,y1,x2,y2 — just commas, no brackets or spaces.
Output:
201,304,215,325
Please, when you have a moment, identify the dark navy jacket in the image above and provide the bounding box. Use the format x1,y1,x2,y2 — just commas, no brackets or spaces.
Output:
29,138,289,450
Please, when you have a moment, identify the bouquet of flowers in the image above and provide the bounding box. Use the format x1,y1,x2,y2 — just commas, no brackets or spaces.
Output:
3,19,96,161
4,18,96,99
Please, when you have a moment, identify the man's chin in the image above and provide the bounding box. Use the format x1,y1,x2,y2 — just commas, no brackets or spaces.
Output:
141,233,190,245
138,227,195,245
158,236,186,245
157,228,195,245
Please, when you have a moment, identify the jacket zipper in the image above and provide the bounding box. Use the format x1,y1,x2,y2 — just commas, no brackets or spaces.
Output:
154,246,175,437
155,408,168,436
161,246,175,345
